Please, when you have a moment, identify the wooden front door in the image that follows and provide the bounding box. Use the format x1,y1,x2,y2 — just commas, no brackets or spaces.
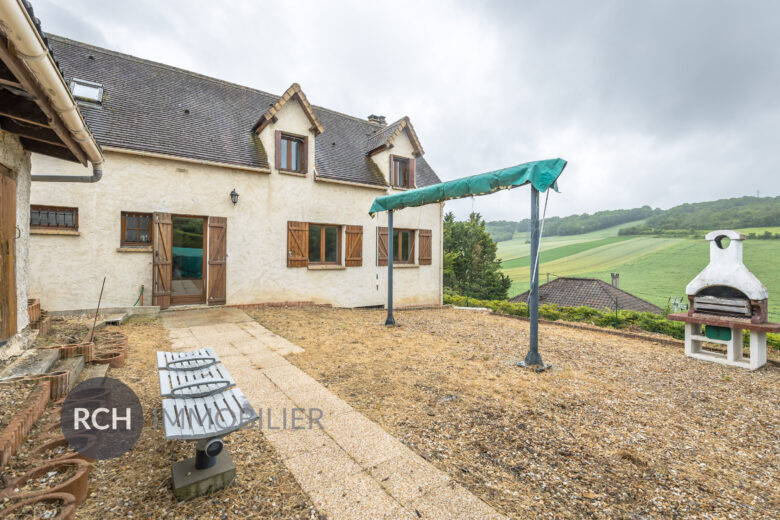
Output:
152,212,172,309
0,165,17,341
207,216,227,305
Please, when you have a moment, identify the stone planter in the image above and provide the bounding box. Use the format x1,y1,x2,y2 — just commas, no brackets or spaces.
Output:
0,381,50,470
27,299,41,324
28,435,96,464
0,459,90,505
31,313,51,337
92,349,125,368
0,492,76,520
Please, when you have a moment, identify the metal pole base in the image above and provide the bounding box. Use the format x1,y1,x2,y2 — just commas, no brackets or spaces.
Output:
195,449,217,469
517,350,551,372
384,315,396,326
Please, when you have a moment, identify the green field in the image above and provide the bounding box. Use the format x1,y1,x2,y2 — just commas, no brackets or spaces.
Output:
498,221,780,320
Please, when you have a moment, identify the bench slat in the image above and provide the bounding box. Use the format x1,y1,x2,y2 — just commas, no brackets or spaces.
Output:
161,388,257,441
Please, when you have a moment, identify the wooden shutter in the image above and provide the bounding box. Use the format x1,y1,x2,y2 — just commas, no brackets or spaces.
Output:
409,158,416,188
418,229,432,265
287,221,308,267
345,225,363,267
408,230,416,263
377,226,388,266
207,216,227,305
0,167,17,340
301,136,308,173
275,130,282,170
152,212,172,309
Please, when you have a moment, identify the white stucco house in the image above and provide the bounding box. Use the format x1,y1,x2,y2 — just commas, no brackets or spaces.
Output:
28,35,444,311
0,0,103,357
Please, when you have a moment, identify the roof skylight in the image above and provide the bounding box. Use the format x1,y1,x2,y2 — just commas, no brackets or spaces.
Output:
70,78,103,104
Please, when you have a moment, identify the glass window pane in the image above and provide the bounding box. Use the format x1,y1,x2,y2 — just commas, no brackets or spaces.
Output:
401,231,410,261
308,225,321,262
72,82,101,101
393,230,399,261
324,227,338,262
127,215,138,229
30,211,39,227
125,228,138,242
290,140,299,171
140,230,150,242
281,139,289,170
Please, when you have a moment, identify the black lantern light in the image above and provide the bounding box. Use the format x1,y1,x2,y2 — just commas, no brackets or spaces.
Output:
230,188,239,205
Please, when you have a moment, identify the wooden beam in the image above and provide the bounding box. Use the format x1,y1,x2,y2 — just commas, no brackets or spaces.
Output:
0,117,62,146
0,38,88,165
19,137,78,162
0,60,20,88
0,88,49,126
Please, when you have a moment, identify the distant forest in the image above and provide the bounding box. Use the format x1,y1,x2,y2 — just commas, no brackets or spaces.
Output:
619,196,780,237
485,206,659,242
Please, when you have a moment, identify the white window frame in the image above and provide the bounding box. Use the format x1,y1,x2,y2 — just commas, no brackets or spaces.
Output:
69,78,104,104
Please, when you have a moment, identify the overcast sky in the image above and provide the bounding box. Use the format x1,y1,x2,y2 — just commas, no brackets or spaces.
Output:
31,0,780,221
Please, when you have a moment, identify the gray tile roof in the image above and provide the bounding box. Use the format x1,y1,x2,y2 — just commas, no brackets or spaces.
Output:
510,277,663,314
45,35,441,187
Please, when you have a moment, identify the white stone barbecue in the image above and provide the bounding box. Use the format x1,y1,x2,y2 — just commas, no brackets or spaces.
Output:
668,230,779,370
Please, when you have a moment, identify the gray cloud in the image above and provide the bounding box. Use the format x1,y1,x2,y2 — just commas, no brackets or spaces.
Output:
31,0,780,221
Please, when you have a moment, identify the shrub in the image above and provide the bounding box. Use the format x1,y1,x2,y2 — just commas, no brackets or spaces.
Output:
443,294,779,350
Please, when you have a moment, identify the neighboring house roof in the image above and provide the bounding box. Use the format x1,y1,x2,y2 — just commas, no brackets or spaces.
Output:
44,35,441,187
509,277,663,314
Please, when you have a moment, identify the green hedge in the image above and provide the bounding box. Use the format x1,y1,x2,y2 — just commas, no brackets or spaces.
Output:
443,294,780,350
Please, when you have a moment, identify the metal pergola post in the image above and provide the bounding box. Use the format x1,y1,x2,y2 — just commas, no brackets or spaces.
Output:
385,209,396,326
524,186,544,366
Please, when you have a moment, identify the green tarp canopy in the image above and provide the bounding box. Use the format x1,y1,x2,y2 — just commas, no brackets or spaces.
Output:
369,158,567,215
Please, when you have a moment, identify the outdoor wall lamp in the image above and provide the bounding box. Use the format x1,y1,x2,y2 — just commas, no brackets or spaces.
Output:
230,188,239,205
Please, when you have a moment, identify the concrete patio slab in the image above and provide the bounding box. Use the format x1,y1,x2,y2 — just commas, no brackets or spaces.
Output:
411,481,506,520
162,308,506,520
160,307,251,329
368,452,451,508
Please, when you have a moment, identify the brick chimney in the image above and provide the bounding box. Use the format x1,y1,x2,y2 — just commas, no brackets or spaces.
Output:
367,114,386,125
611,273,620,289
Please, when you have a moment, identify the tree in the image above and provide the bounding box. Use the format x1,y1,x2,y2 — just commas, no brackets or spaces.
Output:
443,212,512,300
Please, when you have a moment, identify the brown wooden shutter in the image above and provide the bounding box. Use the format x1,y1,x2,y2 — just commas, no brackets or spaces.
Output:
418,229,432,265
409,230,416,263
0,167,17,340
287,221,309,267
275,130,282,170
207,216,227,305
152,212,173,310
345,225,363,266
377,226,388,266
301,136,308,173
409,158,416,188
388,154,394,186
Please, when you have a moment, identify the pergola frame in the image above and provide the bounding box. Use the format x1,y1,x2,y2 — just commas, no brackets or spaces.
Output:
370,159,566,367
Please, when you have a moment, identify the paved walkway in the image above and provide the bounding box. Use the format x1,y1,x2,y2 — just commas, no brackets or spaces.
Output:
161,308,505,520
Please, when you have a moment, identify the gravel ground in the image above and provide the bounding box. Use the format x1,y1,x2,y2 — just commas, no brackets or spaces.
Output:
0,381,35,431
249,306,780,520
2,316,322,519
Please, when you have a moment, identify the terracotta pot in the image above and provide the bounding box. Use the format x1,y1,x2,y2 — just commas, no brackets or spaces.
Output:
0,459,90,505
92,351,125,368
0,491,76,520
28,435,96,464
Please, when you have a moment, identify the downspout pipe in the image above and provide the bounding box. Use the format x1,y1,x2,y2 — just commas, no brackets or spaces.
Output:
0,0,104,178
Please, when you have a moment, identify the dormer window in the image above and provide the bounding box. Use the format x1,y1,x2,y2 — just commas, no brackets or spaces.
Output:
69,78,103,104
275,131,308,173
391,156,410,188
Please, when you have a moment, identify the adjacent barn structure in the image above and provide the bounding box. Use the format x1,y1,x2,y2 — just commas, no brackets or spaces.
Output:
510,276,663,314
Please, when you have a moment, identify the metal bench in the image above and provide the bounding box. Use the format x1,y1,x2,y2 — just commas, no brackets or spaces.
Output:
157,347,257,484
